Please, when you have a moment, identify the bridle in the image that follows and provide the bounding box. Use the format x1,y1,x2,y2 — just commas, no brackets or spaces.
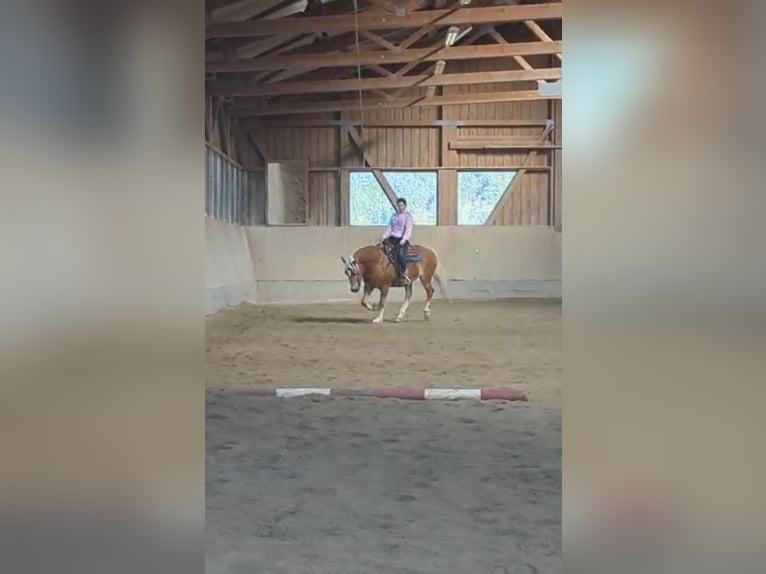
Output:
342,256,360,278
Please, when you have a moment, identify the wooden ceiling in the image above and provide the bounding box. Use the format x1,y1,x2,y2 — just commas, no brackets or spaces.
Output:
205,0,562,118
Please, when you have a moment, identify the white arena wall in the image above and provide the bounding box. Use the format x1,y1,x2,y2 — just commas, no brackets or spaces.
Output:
205,217,561,313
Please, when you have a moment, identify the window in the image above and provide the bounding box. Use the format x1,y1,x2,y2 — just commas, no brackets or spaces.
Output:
349,172,392,225
457,171,516,225
205,144,260,225
349,170,437,226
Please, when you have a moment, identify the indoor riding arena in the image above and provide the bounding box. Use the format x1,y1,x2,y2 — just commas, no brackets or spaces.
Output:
205,2,562,572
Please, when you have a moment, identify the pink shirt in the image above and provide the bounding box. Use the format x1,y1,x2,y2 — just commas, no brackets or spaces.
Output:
382,211,413,243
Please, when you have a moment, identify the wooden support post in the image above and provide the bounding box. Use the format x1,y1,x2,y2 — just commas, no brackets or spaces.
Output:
438,169,457,226
440,108,459,168
340,169,350,226
337,112,348,225
552,100,562,230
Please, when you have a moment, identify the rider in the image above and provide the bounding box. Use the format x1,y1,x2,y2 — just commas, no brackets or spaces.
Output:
380,197,413,285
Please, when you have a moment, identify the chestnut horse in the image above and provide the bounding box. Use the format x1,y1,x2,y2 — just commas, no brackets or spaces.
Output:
341,243,446,324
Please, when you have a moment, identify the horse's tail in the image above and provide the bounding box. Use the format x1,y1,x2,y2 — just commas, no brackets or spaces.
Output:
430,248,451,302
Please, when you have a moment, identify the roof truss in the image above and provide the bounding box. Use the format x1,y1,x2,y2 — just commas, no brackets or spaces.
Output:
205,0,563,117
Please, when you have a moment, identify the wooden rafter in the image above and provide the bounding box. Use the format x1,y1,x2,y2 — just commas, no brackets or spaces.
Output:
487,26,548,86
397,8,453,51
250,29,406,85
368,63,395,77
234,33,316,60
205,4,563,38
218,1,390,67
524,20,562,61
209,0,285,23
365,0,400,13
207,41,562,73
229,89,559,116
360,30,401,53
392,24,483,79
208,68,561,97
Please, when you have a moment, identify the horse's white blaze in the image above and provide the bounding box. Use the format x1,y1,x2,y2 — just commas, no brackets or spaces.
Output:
424,389,481,400
276,388,332,397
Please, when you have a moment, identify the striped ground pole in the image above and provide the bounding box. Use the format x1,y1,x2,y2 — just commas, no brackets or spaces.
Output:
223,387,527,401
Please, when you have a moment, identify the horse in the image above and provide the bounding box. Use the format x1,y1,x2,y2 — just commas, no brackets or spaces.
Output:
341,242,447,324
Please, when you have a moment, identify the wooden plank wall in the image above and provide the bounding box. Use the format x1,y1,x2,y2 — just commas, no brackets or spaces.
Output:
442,58,551,226
340,106,440,168
249,120,341,225
213,79,558,226
205,97,263,167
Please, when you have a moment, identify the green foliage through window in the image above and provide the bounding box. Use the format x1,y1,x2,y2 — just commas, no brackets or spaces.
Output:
349,171,437,226
349,172,392,225
457,171,516,225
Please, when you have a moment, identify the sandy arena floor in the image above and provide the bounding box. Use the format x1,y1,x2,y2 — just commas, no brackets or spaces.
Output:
206,299,561,573
206,299,561,399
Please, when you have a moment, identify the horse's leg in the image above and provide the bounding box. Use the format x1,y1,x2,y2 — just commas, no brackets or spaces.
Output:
361,283,376,311
395,283,413,322
420,275,435,320
372,285,390,324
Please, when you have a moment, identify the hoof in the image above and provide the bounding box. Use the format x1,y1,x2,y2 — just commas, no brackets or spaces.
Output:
372,317,383,324
395,315,403,323
423,311,431,321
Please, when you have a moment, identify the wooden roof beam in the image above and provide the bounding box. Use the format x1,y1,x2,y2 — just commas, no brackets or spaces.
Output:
223,0,389,62
259,30,400,83
368,63,395,77
365,0,400,13
392,21,483,80
228,89,560,116
524,20,562,61
360,30,401,53
210,0,286,23
207,41,562,73
208,68,561,97
205,4,563,38
235,33,316,60
487,26,548,86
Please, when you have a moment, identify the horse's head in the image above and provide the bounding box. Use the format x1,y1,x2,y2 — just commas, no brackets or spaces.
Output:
340,255,361,293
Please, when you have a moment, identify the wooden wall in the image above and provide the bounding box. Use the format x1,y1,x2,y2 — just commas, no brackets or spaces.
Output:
208,84,559,227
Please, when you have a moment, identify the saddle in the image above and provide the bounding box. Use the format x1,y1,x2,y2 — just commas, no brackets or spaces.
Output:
381,242,423,286
381,242,423,265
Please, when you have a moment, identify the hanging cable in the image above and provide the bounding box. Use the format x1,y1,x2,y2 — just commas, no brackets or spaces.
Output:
351,0,364,132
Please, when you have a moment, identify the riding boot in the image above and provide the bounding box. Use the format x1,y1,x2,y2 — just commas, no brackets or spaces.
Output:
399,254,410,285
398,245,409,284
